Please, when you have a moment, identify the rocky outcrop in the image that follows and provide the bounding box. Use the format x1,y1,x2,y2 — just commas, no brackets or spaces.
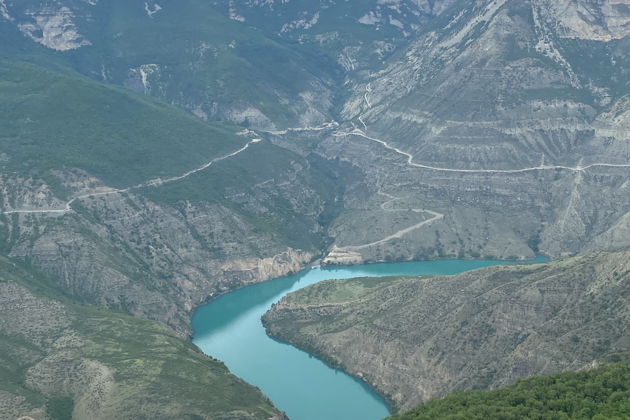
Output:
264,249,630,411
1,169,327,335
18,6,90,50
537,0,630,41
221,249,316,285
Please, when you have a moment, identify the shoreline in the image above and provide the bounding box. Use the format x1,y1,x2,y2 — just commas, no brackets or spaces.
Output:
189,255,550,418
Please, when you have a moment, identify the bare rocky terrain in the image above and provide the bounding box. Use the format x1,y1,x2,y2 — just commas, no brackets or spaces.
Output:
263,248,630,412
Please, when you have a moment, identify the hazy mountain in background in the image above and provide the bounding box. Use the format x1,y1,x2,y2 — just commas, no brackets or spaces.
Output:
0,0,340,129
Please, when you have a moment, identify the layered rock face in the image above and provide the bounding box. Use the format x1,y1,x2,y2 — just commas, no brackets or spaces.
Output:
263,249,630,411
304,0,630,263
0,162,337,335
314,131,630,262
2,190,313,335
342,0,630,170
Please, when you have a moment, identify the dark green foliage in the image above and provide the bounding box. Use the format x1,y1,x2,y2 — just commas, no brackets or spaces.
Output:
389,364,630,420
0,60,243,187
46,396,74,420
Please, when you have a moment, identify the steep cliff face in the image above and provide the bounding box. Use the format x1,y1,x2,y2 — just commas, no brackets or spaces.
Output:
0,257,285,420
2,186,320,335
263,249,630,411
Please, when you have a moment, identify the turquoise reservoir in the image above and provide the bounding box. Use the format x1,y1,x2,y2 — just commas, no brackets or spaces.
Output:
192,257,547,420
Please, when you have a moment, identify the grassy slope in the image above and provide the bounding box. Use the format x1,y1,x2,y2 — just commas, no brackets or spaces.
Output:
0,256,282,420
0,59,245,188
0,60,342,251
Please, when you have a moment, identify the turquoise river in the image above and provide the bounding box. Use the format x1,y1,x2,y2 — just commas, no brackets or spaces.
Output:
192,257,548,420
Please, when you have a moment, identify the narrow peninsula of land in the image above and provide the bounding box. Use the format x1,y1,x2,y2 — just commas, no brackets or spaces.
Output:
263,249,630,412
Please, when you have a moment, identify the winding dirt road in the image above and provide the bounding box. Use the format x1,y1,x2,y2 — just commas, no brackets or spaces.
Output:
334,129,630,174
2,138,261,216
326,191,445,259
323,82,630,255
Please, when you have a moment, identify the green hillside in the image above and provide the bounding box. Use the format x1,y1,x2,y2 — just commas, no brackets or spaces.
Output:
0,60,244,187
389,363,630,420
0,256,283,420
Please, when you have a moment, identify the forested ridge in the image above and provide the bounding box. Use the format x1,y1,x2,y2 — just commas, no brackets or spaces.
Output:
389,363,630,420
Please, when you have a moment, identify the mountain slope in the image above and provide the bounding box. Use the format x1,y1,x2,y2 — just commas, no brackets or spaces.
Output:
0,60,349,335
0,0,339,129
212,0,456,71
263,249,630,411
0,60,245,186
2,0,629,263
0,256,283,420
300,0,630,262
389,362,630,420
342,0,630,168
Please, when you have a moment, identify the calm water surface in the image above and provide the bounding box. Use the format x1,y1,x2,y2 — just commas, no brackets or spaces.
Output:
192,257,548,420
